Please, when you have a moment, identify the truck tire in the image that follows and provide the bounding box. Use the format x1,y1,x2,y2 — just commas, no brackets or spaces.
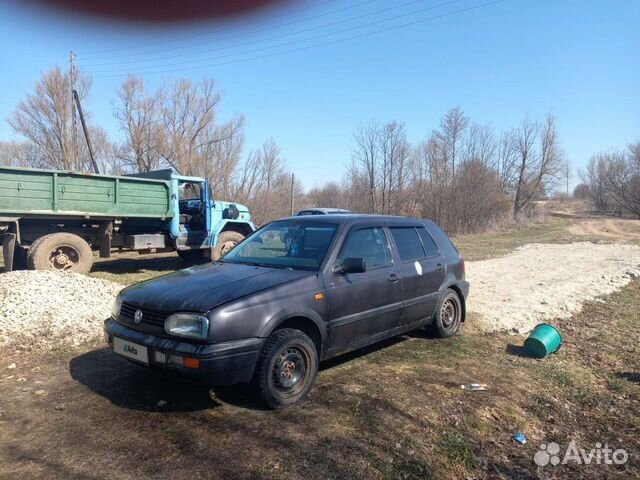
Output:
253,328,319,409
27,233,94,274
212,231,245,260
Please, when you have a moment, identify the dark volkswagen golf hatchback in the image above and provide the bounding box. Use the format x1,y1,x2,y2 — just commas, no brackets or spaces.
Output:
105,215,469,408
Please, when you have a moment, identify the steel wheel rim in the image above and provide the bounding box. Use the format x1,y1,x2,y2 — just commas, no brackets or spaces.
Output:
48,245,80,271
441,296,460,331
272,345,310,397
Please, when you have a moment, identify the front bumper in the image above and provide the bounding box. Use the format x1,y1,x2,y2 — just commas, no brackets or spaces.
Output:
104,318,264,386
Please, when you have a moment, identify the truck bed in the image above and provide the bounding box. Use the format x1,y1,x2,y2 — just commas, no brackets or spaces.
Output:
0,166,174,219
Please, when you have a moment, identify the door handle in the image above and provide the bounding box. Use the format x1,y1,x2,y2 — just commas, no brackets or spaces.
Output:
436,263,444,272
388,273,400,283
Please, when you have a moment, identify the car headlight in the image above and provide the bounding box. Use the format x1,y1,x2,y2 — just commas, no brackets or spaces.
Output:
164,313,209,340
111,295,122,319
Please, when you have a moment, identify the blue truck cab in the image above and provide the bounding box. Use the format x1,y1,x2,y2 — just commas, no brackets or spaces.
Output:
135,170,255,261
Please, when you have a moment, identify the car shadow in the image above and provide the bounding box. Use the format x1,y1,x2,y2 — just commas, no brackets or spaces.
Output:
69,348,221,412
71,333,450,412
92,254,199,275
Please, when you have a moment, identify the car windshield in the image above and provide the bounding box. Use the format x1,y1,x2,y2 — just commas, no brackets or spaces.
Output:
222,221,339,271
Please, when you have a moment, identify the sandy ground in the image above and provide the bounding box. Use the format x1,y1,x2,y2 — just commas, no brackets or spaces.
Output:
567,217,640,241
466,242,640,334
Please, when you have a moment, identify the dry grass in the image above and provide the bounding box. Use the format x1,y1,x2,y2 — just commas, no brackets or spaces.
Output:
0,281,638,479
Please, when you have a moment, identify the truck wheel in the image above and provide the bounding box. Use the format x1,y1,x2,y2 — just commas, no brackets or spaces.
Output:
213,231,244,260
27,233,93,274
429,289,463,338
253,328,319,409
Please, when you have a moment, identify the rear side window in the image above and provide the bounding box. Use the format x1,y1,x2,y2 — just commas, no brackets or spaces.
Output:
338,227,392,269
417,228,439,257
389,227,425,262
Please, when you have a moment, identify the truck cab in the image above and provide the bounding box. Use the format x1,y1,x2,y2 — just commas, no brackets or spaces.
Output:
129,170,255,262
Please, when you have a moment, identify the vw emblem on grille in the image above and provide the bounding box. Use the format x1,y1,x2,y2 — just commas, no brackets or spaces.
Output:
134,309,143,324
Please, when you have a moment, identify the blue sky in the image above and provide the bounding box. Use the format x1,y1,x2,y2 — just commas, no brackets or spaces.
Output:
0,0,638,190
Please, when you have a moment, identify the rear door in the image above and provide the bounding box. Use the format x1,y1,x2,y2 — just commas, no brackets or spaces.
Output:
388,225,445,326
324,224,403,351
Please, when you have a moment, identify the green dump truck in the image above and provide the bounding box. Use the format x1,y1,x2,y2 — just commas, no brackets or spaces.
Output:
0,166,255,274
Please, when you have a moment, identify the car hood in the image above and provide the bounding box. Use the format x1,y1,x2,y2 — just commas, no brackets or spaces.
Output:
120,262,313,313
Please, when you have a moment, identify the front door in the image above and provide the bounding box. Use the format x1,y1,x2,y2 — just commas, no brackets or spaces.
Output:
324,225,403,351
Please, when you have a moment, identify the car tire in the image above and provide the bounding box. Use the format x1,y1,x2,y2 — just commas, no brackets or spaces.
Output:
212,231,245,260
254,328,319,409
27,233,93,274
430,289,463,338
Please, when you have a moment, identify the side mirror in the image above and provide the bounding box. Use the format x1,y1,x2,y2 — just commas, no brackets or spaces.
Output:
334,257,366,274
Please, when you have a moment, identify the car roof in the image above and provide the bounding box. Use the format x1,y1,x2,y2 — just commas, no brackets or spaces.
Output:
276,214,427,226
296,208,351,214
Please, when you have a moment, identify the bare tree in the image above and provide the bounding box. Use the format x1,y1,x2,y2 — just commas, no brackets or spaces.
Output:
0,141,39,167
512,113,563,216
601,144,640,218
9,66,92,171
114,75,165,172
352,122,380,213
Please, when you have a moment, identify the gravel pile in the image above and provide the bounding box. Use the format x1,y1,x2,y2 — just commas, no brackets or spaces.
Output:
466,242,640,334
0,270,122,350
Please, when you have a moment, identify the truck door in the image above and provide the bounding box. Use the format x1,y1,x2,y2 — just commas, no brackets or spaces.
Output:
203,181,212,238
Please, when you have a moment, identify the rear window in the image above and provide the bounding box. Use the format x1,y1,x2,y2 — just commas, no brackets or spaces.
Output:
389,227,425,262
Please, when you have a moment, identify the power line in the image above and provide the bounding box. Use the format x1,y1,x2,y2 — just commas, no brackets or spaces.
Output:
82,0,439,68
81,0,376,59
90,0,506,79
81,0,341,55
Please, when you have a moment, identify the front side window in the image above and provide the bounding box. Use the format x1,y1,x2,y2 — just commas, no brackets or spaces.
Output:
337,227,392,270
389,227,426,262
223,221,338,271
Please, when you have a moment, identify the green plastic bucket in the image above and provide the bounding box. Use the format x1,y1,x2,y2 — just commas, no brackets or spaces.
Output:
524,323,562,358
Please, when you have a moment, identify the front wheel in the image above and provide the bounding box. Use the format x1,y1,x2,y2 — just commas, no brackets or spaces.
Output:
429,289,463,338
253,328,319,409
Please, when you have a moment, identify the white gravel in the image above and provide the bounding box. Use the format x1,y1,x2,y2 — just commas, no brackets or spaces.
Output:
0,241,639,350
466,242,640,334
0,270,122,350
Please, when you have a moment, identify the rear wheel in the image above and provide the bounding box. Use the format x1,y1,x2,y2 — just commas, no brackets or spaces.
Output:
430,289,463,338
212,231,245,260
27,233,93,274
253,328,319,409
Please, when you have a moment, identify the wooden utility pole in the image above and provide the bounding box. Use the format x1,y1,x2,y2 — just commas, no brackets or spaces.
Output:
69,51,77,170
290,173,295,215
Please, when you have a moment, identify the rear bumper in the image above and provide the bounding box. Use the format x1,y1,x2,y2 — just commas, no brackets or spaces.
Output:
104,318,264,386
